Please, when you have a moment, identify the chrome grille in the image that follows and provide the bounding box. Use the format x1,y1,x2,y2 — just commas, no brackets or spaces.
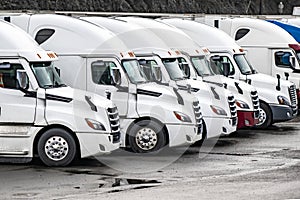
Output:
107,107,121,143
228,95,237,117
193,101,203,135
251,90,260,118
228,95,237,126
289,84,298,115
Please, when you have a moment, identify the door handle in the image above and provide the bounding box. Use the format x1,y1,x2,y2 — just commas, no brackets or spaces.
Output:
105,90,112,100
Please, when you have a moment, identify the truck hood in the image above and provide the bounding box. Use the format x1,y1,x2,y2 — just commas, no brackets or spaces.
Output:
176,79,234,118
45,86,115,109
203,75,257,111
203,75,256,93
248,73,293,90
44,86,116,133
137,82,176,96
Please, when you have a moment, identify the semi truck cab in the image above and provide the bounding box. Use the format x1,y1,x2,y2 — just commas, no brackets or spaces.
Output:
3,14,203,153
0,20,120,166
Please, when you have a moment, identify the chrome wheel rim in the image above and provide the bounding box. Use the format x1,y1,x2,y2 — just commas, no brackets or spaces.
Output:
135,128,158,151
257,108,267,126
45,136,69,161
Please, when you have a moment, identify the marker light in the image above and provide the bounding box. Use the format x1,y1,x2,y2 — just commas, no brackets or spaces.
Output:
289,44,300,51
85,118,106,131
235,99,250,109
128,52,135,57
210,105,227,116
173,111,192,122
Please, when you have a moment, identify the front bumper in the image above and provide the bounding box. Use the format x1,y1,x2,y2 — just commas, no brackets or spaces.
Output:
204,116,237,138
76,132,120,158
167,123,202,147
237,110,259,129
270,104,297,123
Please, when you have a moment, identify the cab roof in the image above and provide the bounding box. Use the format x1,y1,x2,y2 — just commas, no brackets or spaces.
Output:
0,19,57,62
216,18,297,48
21,14,131,55
162,18,242,53
117,17,203,55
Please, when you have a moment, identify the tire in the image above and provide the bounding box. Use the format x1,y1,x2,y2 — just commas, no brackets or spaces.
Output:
254,102,272,129
128,120,166,153
37,128,77,167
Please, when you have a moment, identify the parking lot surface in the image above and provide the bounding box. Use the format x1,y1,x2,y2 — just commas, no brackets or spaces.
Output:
1,119,300,200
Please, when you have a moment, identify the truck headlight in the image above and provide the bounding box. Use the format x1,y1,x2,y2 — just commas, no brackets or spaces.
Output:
85,118,106,131
277,96,291,106
173,111,192,122
235,99,250,109
210,105,227,116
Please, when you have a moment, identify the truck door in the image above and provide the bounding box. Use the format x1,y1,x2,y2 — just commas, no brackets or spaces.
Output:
272,49,300,85
87,58,129,117
0,61,36,124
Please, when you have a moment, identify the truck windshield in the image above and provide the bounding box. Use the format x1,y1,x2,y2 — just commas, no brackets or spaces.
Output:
191,56,215,76
234,54,254,75
30,62,66,89
162,58,185,81
295,52,300,62
122,60,147,84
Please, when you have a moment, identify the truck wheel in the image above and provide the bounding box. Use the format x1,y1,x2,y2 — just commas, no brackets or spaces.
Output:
128,120,166,153
37,128,77,166
254,103,272,129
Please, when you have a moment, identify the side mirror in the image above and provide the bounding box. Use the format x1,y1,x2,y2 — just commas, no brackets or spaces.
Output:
151,64,162,82
111,69,121,86
222,62,230,77
16,70,29,90
290,56,296,69
140,65,151,81
180,63,190,78
55,67,61,76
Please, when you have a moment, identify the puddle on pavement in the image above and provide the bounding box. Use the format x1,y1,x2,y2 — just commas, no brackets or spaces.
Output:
227,131,257,139
64,169,161,192
104,178,161,193
260,125,298,134
208,152,251,156
64,169,118,177
215,139,238,147
107,185,157,193
112,178,161,187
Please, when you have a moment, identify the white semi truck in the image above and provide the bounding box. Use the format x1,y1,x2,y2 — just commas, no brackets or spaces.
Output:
115,17,259,129
168,18,298,128
205,17,300,93
0,20,121,166
268,19,300,76
81,16,238,141
3,14,203,153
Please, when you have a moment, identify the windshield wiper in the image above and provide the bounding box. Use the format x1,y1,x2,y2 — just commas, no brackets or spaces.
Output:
134,80,148,84
243,71,252,75
55,83,68,87
173,77,185,81
43,84,54,89
201,73,212,77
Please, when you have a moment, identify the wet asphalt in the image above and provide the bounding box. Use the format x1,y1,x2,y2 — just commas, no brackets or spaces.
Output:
1,118,300,200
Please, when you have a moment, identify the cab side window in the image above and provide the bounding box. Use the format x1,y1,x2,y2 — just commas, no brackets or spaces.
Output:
0,63,23,89
140,60,158,81
275,52,293,68
91,61,117,85
211,56,235,75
